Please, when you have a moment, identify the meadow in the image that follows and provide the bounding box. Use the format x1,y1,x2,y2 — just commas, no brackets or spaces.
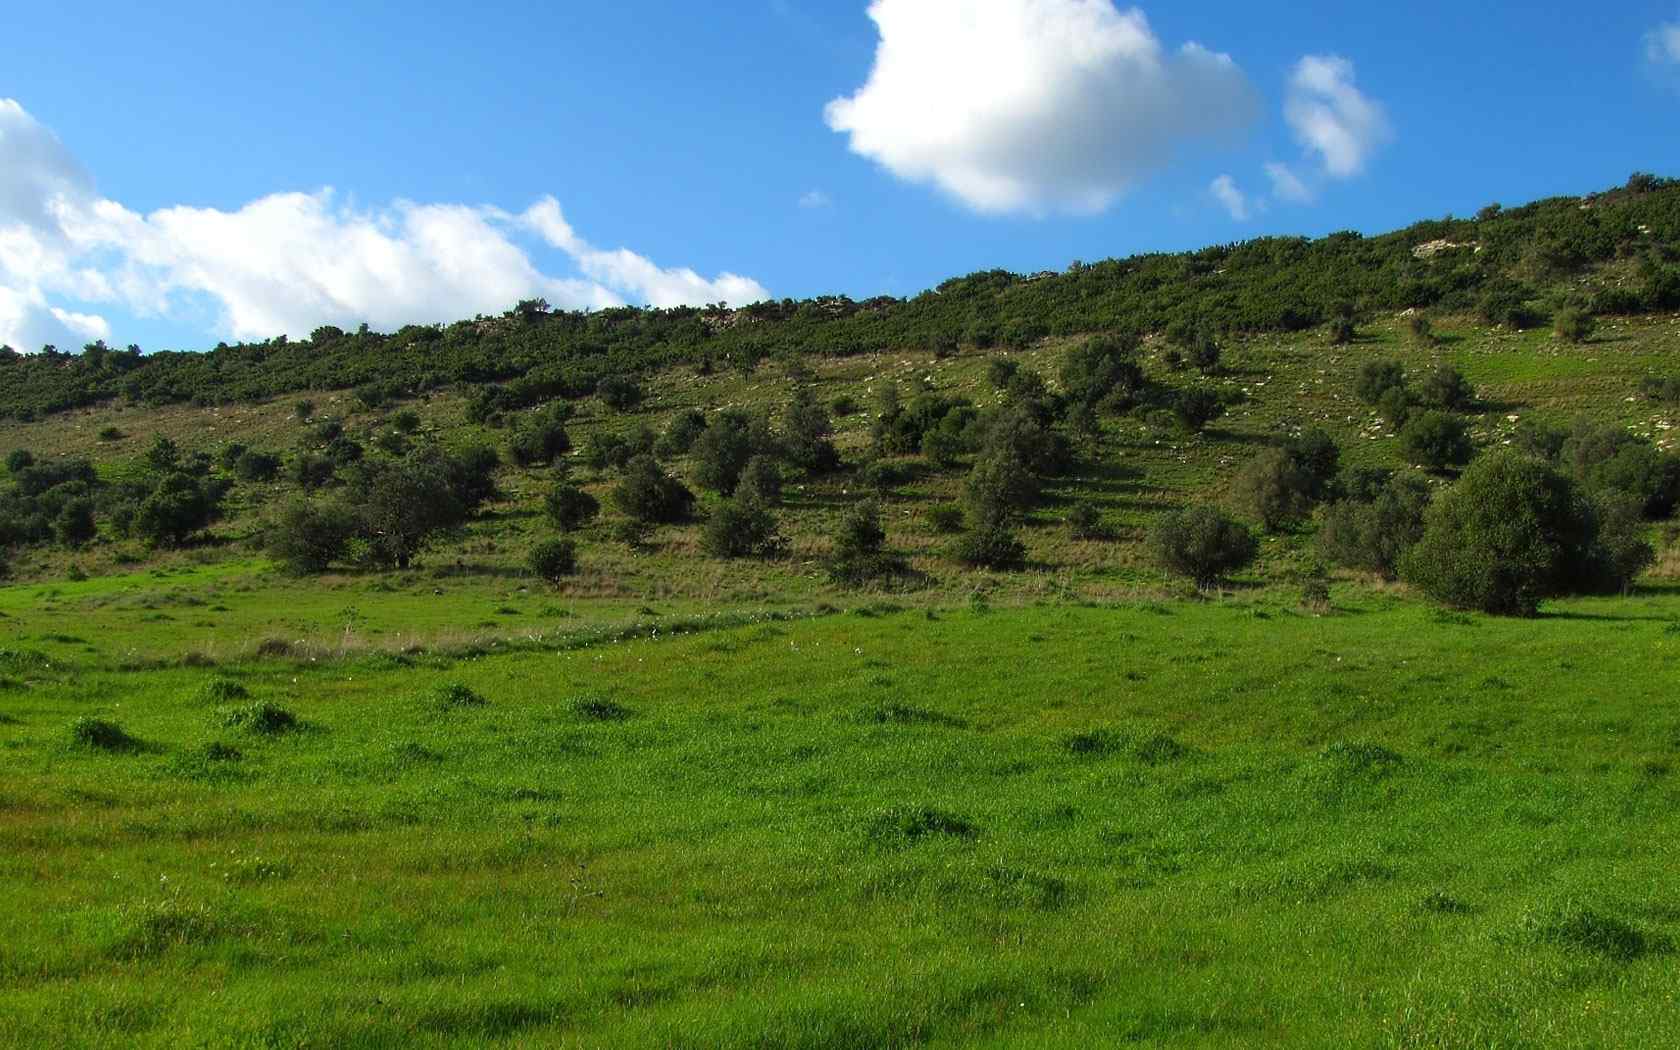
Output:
2,586,1680,1047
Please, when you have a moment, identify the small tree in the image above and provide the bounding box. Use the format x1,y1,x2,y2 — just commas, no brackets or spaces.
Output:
952,524,1027,570
784,389,840,473
1417,365,1475,411
1059,333,1146,410
53,498,97,548
1151,506,1258,589
6,449,35,473
1554,309,1596,344
1355,360,1406,406
507,408,571,467
1190,331,1222,375
1400,411,1474,472
1173,389,1225,434
964,447,1038,528
737,456,784,504
1317,474,1432,579
1066,501,1105,540
1399,451,1602,616
545,483,601,532
1232,449,1315,531
701,493,783,558
693,416,754,495
348,458,465,569
612,456,694,524
828,499,906,584
530,538,578,582
268,499,356,575
655,410,708,457
597,377,644,412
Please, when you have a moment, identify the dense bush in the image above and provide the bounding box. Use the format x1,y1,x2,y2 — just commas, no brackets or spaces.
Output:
1317,473,1433,579
701,493,783,558
1232,449,1316,531
344,458,466,569
1066,501,1105,539
597,376,644,412
267,499,357,575
693,414,757,494
1400,411,1475,471
1059,333,1146,410
655,409,708,457
545,483,601,532
828,499,907,584
1554,308,1596,344
612,456,694,524
507,406,572,467
53,498,97,547
1399,451,1628,616
783,388,840,473
529,538,579,581
1355,361,1407,406
952,524,1027,570
1173,389,1225,433
1416,365,1475,411
737,456,784,504
926,504,964,533
1559,420,1680,519
1151,505,1258,588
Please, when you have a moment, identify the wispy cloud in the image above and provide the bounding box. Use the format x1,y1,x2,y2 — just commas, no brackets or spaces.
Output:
1210,175,1251,221
799,190,833,209
1284,55,1391,179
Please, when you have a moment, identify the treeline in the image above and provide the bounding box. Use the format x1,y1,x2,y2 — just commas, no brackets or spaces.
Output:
2,174,1678,424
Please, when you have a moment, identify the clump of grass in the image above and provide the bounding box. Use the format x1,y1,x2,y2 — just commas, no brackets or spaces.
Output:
1518,904,1672,962
69,717,138,752
1063,729,1191,765
424,683,489,710
868,805,978,845
981,865,1073,910
163,741,247,783
253,638,294,658
107,897,239,960
863,702,967,728
1315,741,1404,777
220,702,300,736
571,697,631,722
1418,891,1477,916
193,678,249,705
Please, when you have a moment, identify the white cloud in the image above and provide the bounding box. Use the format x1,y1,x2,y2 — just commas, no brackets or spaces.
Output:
0,98,769,350
1209,175,1250,221
825,0,1255,215
1264,161,1313,204
1284,55,1390,179
799,190,833,209
1648,21,1680,66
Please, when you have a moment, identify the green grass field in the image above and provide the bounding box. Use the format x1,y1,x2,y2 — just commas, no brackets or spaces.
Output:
3,587,1680,1047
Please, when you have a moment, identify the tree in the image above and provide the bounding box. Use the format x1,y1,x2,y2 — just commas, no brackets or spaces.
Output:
737,456,783,504
612,455,694,524
5,449,34,473
597,376,643,412
693,415,755,494
507,407,572,467
1232,449,1315,531
143,435,180,473
133,473,222,547
1285,430,1342,500
1587,491,1656,595
1355,360,1406,405
53,498,97,547
1189,330,1222,374
1151,506,1258,589
268,499,356,575
952,524,1027,570
655,410,708,457
1173,389,1225,434
1059,333,1146,410
828,498,908,584
1400,411,1474,471
1554,309,1596,344
964,447,1039,528
545,483,601,532
1399,451,1604,616
784,388,839,472
347,458,466,569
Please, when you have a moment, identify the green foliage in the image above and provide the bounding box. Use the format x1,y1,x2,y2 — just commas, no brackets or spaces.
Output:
544,484,601,532
1560,420,1680,518
1399,451,1613,616
828,499,906,585
68,716,136,752
1554,308,1596,344
655,409,708,457
1588,491,1656,595
597,376,644,412
1066,501,1105,540
737,456,784,504
1317,474,1433,579
926,504,964,534
221,702,300,736
612,456,694,524
1355,360,1407,406
1059,333,1146,410
293,400,314,420
1416,365,1475,411
1232,449,1316,531
52,498,97,548
952,523,1027,570
345,456,468,570
529,538,579,582
424,683,489,710
1400,411,1475,471
701,493,783,559
7,449,35,472
1151,505,1258,588
507,406,573,467
964,447,1039,529
1172,389,1225,434
693,414,756,495
131,472,224,548
783,388,839,473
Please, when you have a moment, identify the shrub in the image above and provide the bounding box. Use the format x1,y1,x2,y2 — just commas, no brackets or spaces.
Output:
1400,411,1474,471
1285,430,1342,500
1060,333,1146,410
964,448,1038,528
1190,331,1222,375
1066,501,1105,539
701,493,784,558
290,452,336,490
390,409,421,434
784,389,839,472
1554,308,1596,344
529,538,579,581
1640,376,1680,405
1328,316,1357,345
1376,386,1415,429
1173,389,1225,433
611,517,653,549
655,409,708,457
1399,451,1606,616
69,717,137,751
267,500,357,574
597,376,643,412
582,431,632,472
221,702,300,736
1406,314,1434,344
737,455,784,504
545,483,600,532
1588,491,1656,594
1151,506,1258,588
97,426,124,441
1232,449,1316,531
829,499,907,584
194,679,250,704
1417,365,1475,411
952,524,1027,570
986,358,1019,391
927,504,964,534
861,460,906,497
294,400,314,420
612,456,694,524
1561,421,1680,518
53,498,97,547
1317,474,1433,579
6,450,35,474
829,395,859,417
507,409,572,467
233,450,282,482
133,473,223,548
692,416,755,494
344,456,469,570
1354,360,1406,405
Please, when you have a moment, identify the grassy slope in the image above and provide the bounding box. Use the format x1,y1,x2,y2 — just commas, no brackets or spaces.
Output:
2,593,1679,1047
2,313,1678,655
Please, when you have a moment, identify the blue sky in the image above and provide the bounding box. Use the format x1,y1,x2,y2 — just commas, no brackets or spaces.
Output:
2,0,1677,353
